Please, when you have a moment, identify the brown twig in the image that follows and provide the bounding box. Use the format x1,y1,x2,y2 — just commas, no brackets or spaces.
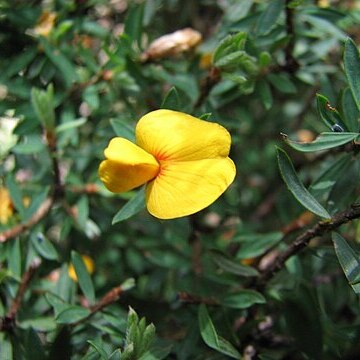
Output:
1,260,41,332
73,284,126,326
257,203,360,287
0,197,54,243
178,291,219,305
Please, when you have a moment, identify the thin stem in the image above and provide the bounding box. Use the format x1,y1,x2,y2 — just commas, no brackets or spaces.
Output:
257,203,360,287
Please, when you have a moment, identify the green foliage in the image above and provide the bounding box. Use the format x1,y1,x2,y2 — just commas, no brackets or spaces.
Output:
1,0,360,359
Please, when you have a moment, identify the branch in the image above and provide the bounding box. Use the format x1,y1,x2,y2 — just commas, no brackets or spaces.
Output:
1,260,41,332
0,197,54,243
257,203,360,287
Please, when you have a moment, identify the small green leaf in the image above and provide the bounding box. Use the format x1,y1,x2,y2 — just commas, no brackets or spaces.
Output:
257,79,273,110
235,232,283,259
316,93,346,131
198,304,241,359
285,132,358,152
5,174,25,218
40,38,78,87
56,305,91,324
221,290,266,309
112,187,146,224
267,73,296,94
110,118,135,141
71,251,95,304
211,251,259,277
277,147,331,219
124,3,144,47
332,232,360,293
161,87,181,111
256,0,284,36
55,118,87,133
344,38,360,111
12,134,46,154
342,87,360,132
31,84,56,131
31,232,59,261
87,340,108,360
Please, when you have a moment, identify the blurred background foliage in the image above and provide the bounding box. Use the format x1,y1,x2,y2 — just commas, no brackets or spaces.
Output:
1,0,360,359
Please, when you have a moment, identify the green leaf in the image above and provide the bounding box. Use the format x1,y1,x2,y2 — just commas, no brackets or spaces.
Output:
31,84,56,131
5,174,25,218
284,132,358,152
55,118,87,133
124,3,144,47
56,305,91,324
12,134,46,154
234,232,283,259
344,38,360,111
110,118,135,141
24,328,46,360
23,187,50,223
332,232,360,293
0,335,13,359
267,73,296,94
257,79,273,110
40,38,78,87
8,238,21,278
342,87,359,132
221,290,266,309
161,87,181,111
198,304,241,359
71,251,96,304
316,93,346,131
112,187,146,224
213,32,247,65
211,251,259,277
87,340,108,360
31,232,59,261
256,0,284,36
276,147,331,219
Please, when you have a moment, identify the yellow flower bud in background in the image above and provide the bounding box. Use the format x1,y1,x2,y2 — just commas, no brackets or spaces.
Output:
68,255,95,282
0,187,14,225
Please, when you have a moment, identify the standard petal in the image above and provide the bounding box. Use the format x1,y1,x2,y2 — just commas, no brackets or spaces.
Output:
136,109,231,161
99,138,159,193
145,157,236,219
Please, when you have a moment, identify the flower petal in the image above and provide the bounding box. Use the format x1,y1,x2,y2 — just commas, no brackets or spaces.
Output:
145,157,236,219
99,137,159,193
136,109,231,161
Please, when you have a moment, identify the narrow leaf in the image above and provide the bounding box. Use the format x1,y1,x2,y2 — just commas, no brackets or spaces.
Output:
112,187,146,224
55,118,87,133
198,304,241,359
316,93,346,131
71,251,95,304
277,147,331,219
344,38,360,111
211,251,259,277
332,232,360,293
56,305,91,324
342,87,359,132
87,340,108,360
161,87,181,111
221,290,266,309
256,0,284,35
31,232,59,261
284,132,358,152
110,118,135,141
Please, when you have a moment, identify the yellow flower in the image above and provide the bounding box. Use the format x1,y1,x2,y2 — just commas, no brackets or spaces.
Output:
99,110,236,219
0,187,14,225
68,255,95,282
